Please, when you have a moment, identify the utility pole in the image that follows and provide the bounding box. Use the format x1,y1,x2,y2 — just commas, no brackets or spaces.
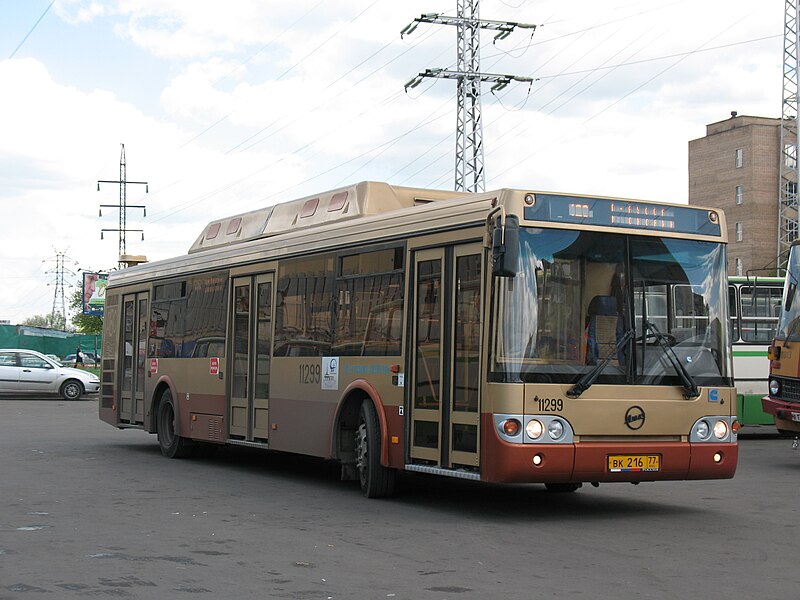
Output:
98,143,148,269
779,0,799,273
43,249,75,330
402,2,536,193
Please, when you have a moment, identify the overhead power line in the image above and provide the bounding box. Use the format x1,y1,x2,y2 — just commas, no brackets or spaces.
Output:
9,0,54,59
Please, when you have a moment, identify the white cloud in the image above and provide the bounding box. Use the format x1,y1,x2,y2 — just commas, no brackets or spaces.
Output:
0,0,788,322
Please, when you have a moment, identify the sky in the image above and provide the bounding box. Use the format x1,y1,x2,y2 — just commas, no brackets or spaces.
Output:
0,0,785,324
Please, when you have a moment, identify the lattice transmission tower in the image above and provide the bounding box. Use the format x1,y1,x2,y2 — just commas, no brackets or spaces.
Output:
779,0,799,273
44,249,75,330
403,1,535,193
98,143,148,269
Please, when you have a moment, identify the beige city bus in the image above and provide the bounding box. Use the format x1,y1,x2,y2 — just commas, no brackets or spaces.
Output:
99,181,738,497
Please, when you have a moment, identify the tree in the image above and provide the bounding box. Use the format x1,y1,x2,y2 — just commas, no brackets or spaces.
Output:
22,313,69,330
69,289,103,335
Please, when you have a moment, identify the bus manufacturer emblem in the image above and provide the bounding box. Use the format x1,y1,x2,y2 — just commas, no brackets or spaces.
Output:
624,406,646,430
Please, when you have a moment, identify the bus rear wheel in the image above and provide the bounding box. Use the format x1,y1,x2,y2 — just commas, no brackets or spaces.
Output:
156,389,193,458
355,399,395,498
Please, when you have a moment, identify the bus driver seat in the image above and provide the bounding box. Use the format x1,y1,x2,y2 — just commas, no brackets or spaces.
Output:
585,295,619,366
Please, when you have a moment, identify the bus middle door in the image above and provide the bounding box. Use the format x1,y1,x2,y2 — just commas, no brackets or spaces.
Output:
229,274,273,443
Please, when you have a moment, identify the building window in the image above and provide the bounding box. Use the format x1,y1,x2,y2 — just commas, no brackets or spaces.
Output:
735,222,743,242
735,185,743,205
785,181,798,205
735,148,743,168
785,144,797,169
735,258,743,276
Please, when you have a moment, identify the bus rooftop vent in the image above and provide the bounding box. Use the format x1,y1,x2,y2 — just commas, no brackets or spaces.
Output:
187,182,470,254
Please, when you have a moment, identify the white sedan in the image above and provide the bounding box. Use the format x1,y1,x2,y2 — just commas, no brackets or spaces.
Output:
0,349,100,400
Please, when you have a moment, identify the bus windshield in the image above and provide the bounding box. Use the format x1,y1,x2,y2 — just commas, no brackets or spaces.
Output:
776,245,800,342
492,228,731,388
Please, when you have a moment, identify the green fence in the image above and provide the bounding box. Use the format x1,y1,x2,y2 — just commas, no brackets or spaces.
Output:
0,325,101,360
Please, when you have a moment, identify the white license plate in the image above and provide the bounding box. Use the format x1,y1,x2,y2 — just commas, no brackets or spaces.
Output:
790,412,800,423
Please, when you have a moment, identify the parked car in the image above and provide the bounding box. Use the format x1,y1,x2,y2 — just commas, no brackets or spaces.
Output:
64,352,98,366
44,354,63,364
0,349,100,400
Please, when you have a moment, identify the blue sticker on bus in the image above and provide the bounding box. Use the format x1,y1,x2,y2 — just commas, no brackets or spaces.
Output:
709,389,719,402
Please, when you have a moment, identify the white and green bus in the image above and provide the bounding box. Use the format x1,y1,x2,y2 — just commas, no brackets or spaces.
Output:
728,276,783,427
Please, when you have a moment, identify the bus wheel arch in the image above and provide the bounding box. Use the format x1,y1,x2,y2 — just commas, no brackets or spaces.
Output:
154,385,193,459
355,398,396,498
332,384,395,496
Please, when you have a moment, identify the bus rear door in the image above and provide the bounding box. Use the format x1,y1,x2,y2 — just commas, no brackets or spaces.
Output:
120,292,149,425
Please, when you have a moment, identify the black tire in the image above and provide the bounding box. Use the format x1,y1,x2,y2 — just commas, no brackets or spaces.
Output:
777,428,800,439
156,389,193,458
545,482,582,493
60,379,83,401
355,399,396,498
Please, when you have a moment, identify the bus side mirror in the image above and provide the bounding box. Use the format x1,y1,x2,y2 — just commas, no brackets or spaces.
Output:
492,214,519,278
786,282,796,312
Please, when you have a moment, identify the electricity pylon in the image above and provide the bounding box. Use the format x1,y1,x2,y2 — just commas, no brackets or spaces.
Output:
403,1,536,192
43,249,76,330
98,143,148,269
779,0,799,272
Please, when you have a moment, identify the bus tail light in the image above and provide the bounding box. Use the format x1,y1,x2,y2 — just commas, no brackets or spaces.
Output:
768,346,781,361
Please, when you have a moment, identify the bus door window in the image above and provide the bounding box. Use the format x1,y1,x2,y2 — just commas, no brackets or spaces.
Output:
728,285,739,342
137,297,148,396
122,299,134,391
232,284,250,399
255,281,272,399
414,259,441,416
740,285,782,342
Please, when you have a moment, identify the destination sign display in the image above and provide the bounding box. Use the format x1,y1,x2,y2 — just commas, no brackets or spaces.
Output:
523,193,721,236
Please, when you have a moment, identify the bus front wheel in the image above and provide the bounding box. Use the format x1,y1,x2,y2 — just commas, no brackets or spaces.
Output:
355,399,396,498
156,389,193,459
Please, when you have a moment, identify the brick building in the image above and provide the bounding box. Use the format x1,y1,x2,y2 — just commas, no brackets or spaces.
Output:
688,113,786,276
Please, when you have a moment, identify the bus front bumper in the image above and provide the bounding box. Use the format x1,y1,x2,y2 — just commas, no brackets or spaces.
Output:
762,395,800,433
481,428,738,484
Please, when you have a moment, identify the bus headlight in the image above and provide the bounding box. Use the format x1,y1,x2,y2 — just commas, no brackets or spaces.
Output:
694,420,710,440
547,419,565,440
526,419,544,440
690,417,734,443
769,379,781,396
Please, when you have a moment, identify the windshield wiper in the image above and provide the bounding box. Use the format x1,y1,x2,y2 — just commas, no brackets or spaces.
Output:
567,328,635,398
643,320,700,399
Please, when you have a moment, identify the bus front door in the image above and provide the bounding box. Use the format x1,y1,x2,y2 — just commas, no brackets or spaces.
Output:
229,274,273,442
120,292,149,425
410,244,482,472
